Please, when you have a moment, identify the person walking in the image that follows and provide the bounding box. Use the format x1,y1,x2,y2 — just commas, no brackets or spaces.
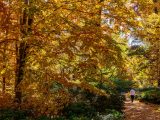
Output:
130,89,135,103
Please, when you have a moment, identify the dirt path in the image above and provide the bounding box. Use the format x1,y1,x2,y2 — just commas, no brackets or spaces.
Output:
124,98,160,120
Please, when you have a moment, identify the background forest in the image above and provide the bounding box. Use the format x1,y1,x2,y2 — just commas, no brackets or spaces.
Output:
0,0,159,120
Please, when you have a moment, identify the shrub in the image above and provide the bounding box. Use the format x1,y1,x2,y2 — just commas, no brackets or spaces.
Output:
94,109,124,120
0,109,29,120
63,102,96,119
37,116,51,120
93,94,124,113
68,116,90,120
94,83,125,113
139,88,160,104
62,82,125,119
138,87,160,92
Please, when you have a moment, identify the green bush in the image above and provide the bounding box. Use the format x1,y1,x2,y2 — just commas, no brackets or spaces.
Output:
67,116,90,120
139,88,160,104
93,94,124,113
63,102,96,119
111,111,124,120
53,115,90,120
138,87,159,92
94,109,124,120
62,81,125,119
94,83,125,113
37,116,65,120
0,109,29,120
53,117,66,120
37,116,51,120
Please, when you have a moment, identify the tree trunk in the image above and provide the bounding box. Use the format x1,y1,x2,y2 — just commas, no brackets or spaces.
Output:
158,79,160,87
2,28,9,94
15,42,28,103
153,0,158,14
2,66,6,94
2,44,6,94
14,0,33,103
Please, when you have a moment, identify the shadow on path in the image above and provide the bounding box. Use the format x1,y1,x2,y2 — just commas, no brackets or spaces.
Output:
123,97,160,120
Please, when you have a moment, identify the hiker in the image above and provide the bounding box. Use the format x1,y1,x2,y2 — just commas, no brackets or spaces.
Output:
130,89,135,102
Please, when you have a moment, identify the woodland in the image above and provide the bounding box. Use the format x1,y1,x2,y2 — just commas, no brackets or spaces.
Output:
0,0,160,120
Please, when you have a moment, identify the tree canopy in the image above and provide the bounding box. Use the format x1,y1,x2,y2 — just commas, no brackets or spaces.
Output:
0,0,159,118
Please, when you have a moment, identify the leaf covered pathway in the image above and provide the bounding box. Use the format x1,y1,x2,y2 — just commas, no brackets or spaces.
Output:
124,98,160,120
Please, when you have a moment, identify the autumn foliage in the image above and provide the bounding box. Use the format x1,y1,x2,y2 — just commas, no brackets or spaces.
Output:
0,0,159,119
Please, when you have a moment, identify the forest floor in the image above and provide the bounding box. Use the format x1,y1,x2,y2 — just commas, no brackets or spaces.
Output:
124,97,160,120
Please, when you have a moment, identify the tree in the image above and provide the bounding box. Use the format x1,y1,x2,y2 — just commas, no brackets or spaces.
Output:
14,0,34,103
138,0,160,86
0,0,155,116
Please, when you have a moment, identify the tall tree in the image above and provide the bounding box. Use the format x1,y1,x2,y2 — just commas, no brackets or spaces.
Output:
137,0,160,86
152,0,160,86
15,0,33,103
